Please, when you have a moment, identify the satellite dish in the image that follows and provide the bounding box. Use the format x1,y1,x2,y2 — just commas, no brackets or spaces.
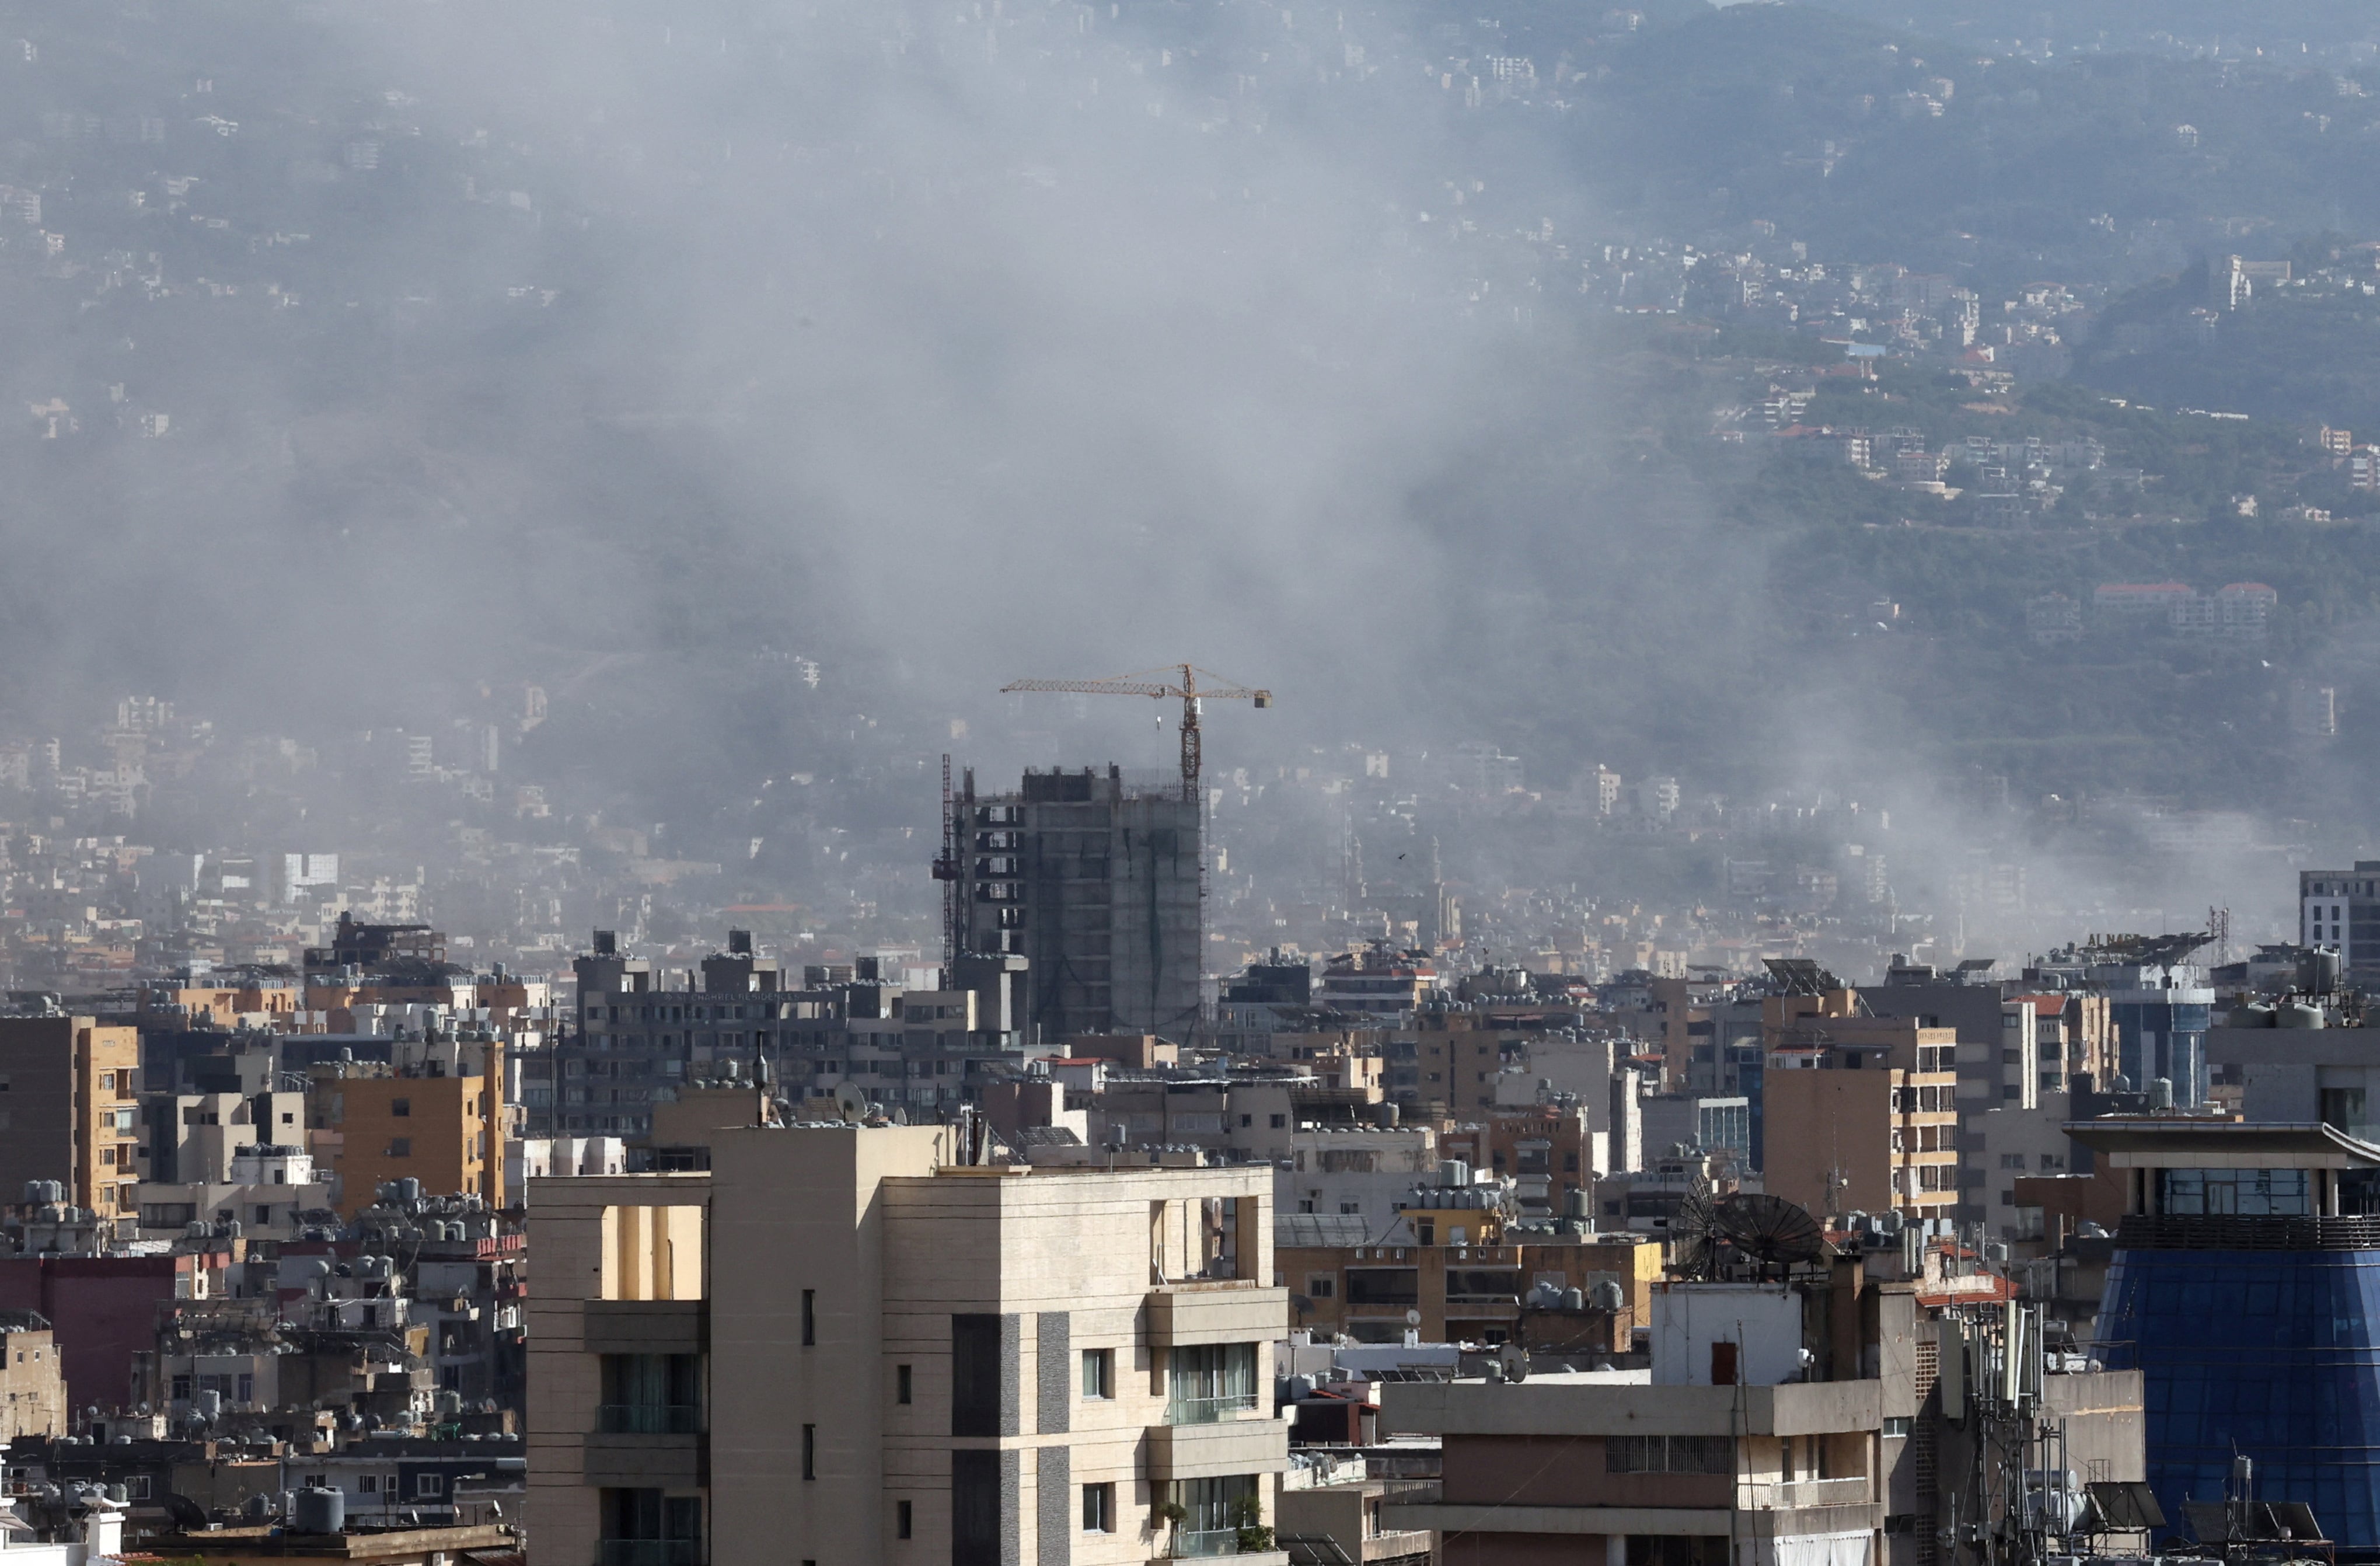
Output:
1714,1193,1830,1268
1668,1169,1721,1281
1405,1309,1421,1326
835,1082,868,1124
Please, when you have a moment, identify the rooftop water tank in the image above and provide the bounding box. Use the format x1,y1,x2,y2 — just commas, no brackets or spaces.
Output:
291,1487,344,1535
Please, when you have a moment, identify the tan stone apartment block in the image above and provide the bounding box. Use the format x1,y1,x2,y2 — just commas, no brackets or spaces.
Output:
531,1125,1291,1566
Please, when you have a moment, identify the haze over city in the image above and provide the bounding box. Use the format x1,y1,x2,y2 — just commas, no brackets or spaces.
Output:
3,1,2380,1562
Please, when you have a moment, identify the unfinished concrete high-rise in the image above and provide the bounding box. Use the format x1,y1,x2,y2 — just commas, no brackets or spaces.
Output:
952,766,1202,1041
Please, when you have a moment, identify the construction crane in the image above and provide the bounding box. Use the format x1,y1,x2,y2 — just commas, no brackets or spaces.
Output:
1001,664,1272,804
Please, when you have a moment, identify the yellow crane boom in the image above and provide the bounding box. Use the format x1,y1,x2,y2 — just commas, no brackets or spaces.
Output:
1001,663,1271,804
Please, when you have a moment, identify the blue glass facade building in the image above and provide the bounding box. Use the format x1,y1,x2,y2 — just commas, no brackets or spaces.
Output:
2099,1240,2380,1548
2080,1118,2380,1555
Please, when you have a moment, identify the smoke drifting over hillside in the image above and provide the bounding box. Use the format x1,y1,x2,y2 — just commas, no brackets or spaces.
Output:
0,0,2332,958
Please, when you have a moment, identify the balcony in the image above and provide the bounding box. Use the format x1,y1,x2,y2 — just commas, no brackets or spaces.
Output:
1739,1478,1871,1511
1146,1415,1289,1480
1381,1377,1880,1438
1154,1548,1289,1566
1146,1282,1290,1347
1168,1393,1263,1426
598,1543,702,1566
1173,1530,1253,1557
598,1403,703,1435
583,1299,706,1355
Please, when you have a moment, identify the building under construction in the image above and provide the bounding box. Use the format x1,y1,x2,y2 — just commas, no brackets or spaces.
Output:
948,764,1202,1041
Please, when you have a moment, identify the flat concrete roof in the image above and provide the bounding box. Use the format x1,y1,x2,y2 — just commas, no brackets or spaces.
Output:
2063,1117,2380,1169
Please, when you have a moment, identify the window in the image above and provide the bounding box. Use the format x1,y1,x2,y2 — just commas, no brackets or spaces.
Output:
2000,1155,2025,1170
418,1474,444,1497
1239,1114,1252,1128
802,1423,816,1480
1081,1348,1112,1400
1883,1418,1913,1438
2160,1168,2311,1217
897,1499,913,1539
386,1138,411,1157
1270,1113,1287,1129
127,1476,151,1500
1345,1269,1418,1305
604,1490,700,1555
952,1315,1004,1436
1607,1436,1733,1474
1083,1482,1115,1533
391,1097,411,1118
1306,1275,1336,1300
100,1072,115,1090
1168,1343,1259,1423
359,1476,379,1494
1171,1476,1257,1550
802,1289,816,1346
954,1451,1000,1566
599,1354,700,1432
896,1363,912,1404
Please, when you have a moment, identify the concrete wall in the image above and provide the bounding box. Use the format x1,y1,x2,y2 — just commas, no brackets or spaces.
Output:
0,1255,193,1412
0,1326,65,1439
1652,1284,1804,1387
1762,1069,1893,1219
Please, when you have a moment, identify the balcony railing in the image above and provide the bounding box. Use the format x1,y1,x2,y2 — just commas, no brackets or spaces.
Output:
1376,1482,1442,1505
596,1403,704,1435
1738,1478,1871,1510
1167,1393,1262,1425
597,1541,702,1566
1171,1528,1248,1557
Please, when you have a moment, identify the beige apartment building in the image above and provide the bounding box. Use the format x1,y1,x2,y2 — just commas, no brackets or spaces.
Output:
529,1122,1292,1566
0,1312,66,1439
1763,1021,1960,1223
0,1014,141,1218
